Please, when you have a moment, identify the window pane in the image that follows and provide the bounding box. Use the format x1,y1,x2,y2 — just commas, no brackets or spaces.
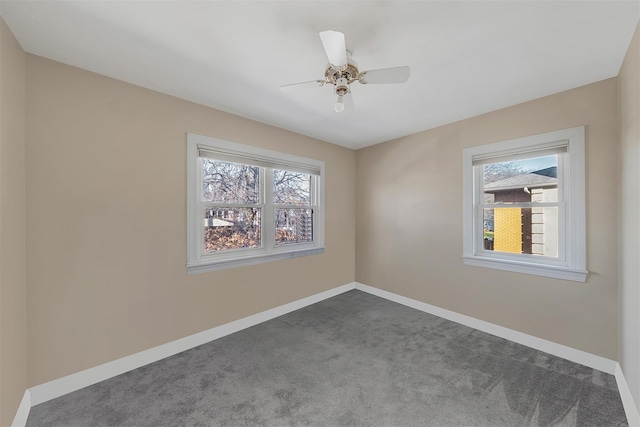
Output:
204,207,261,252
483,155,558,204
275,208,313,245
273,170,311,206
202,159,259,204
483,207,558,256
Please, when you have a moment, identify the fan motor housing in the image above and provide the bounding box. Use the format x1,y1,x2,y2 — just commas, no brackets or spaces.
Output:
325,63,360,85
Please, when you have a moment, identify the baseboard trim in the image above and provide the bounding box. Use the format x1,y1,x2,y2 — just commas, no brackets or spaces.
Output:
20,281,626,424
11,390,31,427
27,282,356,407
354,282,617,374
616,363,640,427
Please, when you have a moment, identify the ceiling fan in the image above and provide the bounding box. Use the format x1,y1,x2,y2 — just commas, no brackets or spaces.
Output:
280,30,411,113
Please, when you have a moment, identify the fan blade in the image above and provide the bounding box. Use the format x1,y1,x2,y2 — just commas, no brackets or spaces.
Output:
280,80,325,93
360,66,410,84
342,92,355,112
319,30,347,67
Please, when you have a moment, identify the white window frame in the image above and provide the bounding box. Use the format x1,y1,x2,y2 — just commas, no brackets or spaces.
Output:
462,126,587,282
187,133,325,274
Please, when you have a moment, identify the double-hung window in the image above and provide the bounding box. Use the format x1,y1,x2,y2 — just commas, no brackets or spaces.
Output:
187,133,324,273
462,127,587,282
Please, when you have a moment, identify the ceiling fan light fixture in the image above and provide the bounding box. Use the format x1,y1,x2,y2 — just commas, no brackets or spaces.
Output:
334,77,349,112
280,30,410,113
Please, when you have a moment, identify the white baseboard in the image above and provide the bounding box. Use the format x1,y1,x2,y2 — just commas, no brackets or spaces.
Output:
354,282,618,374
616,363,640,427
18,281,628,425
27,282,356,407
11,390,31,427
357,285,640,427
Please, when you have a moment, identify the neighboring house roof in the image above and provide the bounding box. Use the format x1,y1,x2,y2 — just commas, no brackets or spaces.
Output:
484,167,557,192
530,166,557,178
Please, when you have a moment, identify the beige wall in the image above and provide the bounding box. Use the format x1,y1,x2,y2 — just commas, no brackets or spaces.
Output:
25,55,356,386
0,16,27,427
619,20,640,409
356,78,620,359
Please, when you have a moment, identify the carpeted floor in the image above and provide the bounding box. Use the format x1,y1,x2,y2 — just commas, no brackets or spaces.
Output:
26,289,627,426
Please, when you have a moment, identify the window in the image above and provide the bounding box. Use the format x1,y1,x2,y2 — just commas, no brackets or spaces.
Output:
187,134,324,273
462,127,587,282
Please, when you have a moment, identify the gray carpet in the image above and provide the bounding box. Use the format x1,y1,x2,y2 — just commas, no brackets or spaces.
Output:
26,289,627,426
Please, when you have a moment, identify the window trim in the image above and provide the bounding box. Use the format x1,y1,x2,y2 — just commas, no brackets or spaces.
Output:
187,133,325,274
462,126,587,282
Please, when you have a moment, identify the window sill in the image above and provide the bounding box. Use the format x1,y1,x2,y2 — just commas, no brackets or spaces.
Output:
187,247,324,274
462,256,588,282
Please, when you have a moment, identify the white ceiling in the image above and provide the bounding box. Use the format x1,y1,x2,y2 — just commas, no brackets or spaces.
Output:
1,1,638,149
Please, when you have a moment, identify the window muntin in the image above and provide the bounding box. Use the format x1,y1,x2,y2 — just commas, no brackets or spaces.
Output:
187,134,324,273
479,154,560,258
199,161,317,255
273,169,314,246
201,159,263,253
462,127,587,282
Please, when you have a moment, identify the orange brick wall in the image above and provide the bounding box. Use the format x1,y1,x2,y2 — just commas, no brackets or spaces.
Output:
494,208,522,253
